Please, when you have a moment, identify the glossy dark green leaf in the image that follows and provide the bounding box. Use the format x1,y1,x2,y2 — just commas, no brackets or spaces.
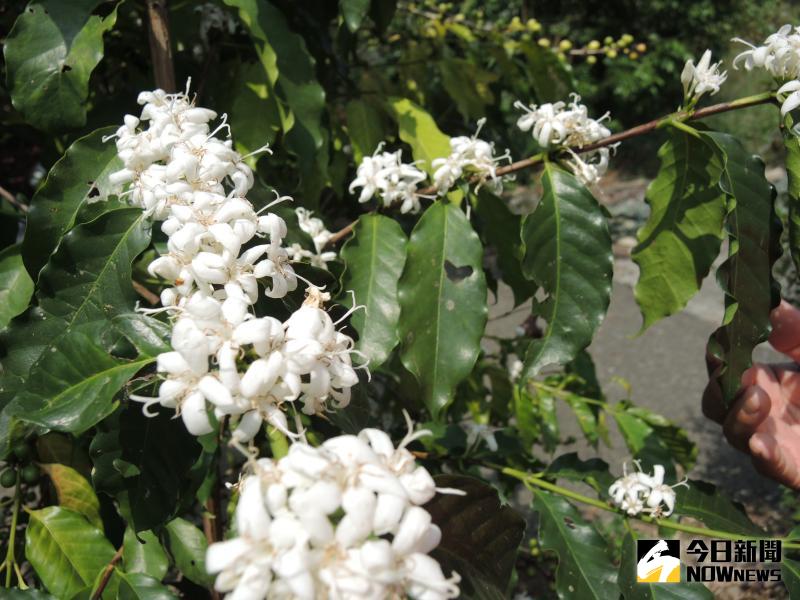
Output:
545,453,614,495
389,97,450,179
340,0,371,32
164,518,213,586
25,506,115,599
673,480,763,536
703,132,781,406
118,405,203,532
474,191,536,306
229,62,281,159
783,132,800,272
0,244,33,329
111,314,172,357
532,490,620,599
40,463,102,529
622,405,697,471
123,529,169,581
4,1,118,132
0,589,56,599
340,214,407,368
117,571,176,600
633,127,727,330
619,532,712,599
425,475,525,596
21,128,122,279
613,409,674,475
398,202,487,418
345,98,386,162
521,164,613,377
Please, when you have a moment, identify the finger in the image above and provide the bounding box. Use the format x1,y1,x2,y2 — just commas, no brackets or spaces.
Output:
769,301,800,363
749,432,800,490
702,377,726,424
723,385,771,452
775,365,800,406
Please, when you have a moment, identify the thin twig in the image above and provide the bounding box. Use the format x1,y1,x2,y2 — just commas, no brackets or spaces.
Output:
132,280,160,305
325,91,777,246
0,185,28,214
91,545,124,600
145,0,176,92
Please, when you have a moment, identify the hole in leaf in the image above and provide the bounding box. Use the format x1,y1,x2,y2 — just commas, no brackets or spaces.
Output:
61,64,72,73
88,186,100,198
444,260,472,282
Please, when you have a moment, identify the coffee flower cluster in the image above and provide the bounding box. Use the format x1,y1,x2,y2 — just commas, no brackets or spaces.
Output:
206,422,462,599
514,95,613,185
432,118,509,194
681,49,727,103
734,24,800,122
286,207,337,270
608,463,688,518
349,147,427,214
107,86,359,440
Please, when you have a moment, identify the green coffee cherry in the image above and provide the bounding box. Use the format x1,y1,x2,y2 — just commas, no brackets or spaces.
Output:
21,464,39,484
1,468,17,488
12,442,32,462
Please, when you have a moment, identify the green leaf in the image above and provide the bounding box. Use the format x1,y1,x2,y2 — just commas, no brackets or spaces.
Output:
21,127,122,279
703,132,781,406
633,127,727,330
513,385,539,449
532,489,620,599
4,1,118,132
0,245,34,329
564,393,601,445
783,132,800,272
474,191,537,306
520,41,574,103
425,475,525,597
117,571,176,600
1,209,151,435
673,480,763,536
521,164,613,376
345,98,386,162
613,409,674,475
388,97,450,178
123,529,169,581
0,589,56,599
225,0,328,201
622,405,697,471
164,518,212,586
545,453,614,495
618,532,712,599
533,387,559,452
438,58,497,120
40,463,102,529
340,214,407,368
340,0,371,32
782,558,800,598
111,314,172,357
25,506,115,599
398,202,487,418
229,62,282,162
118,405,203,532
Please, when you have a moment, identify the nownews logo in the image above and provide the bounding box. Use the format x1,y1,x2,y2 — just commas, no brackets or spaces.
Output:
636,539,782,584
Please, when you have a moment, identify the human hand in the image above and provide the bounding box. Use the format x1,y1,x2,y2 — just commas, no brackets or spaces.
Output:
703,301,800,490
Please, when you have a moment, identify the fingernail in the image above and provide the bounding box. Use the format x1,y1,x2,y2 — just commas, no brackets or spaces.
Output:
743,393,760,415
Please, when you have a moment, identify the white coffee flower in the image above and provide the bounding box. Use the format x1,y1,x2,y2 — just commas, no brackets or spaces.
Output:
608,462,688,518
206,419,463,599
681,50,727,102
287,207,338,269
431,118,511,195
733,24,800,80
514,95,613,185
350,147,427,214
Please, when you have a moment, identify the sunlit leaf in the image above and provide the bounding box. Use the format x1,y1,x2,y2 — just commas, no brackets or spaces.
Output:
164,518,213,587
40,463,102,529
0,245,34,329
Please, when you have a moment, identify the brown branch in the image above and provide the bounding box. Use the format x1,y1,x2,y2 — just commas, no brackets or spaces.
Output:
145,0,176,92
0,185,28,213
325,92,777,246
132,280,160,305
91,545,124,600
